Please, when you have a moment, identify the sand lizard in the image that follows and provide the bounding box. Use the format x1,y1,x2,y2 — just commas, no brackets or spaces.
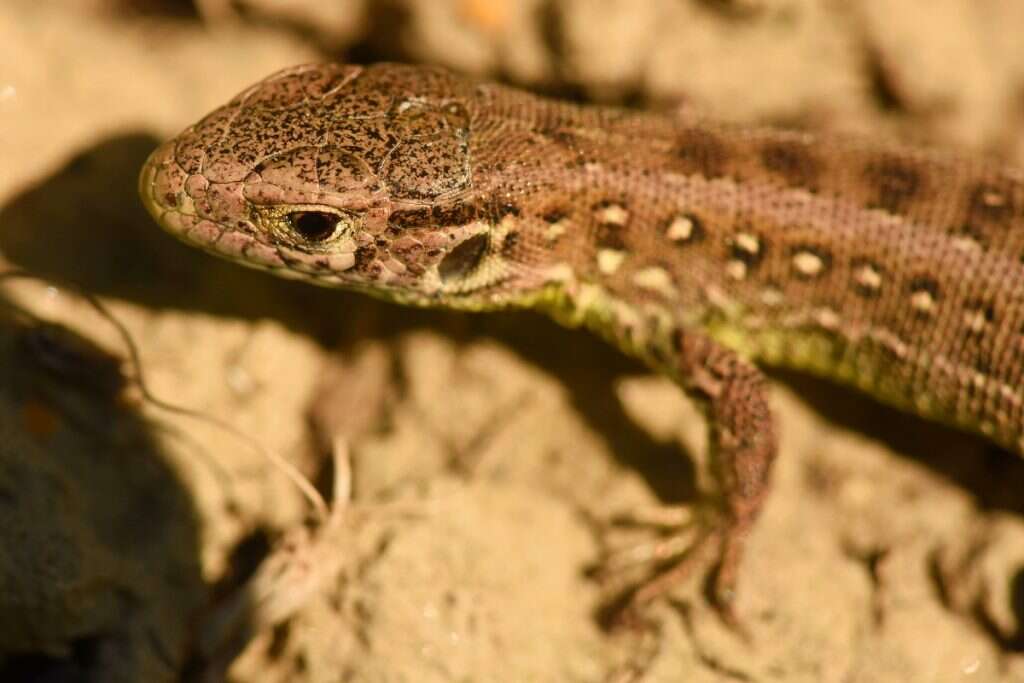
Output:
139,62,1024,621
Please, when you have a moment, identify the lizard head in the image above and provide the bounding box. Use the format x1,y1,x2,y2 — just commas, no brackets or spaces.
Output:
140,62,558,310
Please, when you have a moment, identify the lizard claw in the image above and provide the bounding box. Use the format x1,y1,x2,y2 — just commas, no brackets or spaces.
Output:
596,500,750,637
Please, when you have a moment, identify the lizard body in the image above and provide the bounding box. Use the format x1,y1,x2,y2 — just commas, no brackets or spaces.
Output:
140,63,1024,615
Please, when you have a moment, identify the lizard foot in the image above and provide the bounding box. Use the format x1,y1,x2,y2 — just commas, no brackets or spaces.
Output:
597,500,748,635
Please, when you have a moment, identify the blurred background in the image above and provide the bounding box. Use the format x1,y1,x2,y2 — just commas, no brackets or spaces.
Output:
2,2,1024,681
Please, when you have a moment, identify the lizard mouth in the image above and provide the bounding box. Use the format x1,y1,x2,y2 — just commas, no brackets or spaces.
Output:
139,139,214,245
138,140,181,219
138,141,238,261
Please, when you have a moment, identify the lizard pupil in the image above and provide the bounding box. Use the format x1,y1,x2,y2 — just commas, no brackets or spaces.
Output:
288,211,340,242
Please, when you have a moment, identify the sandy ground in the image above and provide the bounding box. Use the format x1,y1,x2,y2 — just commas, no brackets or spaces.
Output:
1,1,1024,681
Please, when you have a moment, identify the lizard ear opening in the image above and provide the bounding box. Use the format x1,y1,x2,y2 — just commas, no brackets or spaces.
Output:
439,233,489,282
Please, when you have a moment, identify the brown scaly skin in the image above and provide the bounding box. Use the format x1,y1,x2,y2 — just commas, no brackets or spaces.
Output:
140,62,1024,621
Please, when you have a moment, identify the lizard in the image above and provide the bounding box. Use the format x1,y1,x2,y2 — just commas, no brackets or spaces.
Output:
138,62,1024,624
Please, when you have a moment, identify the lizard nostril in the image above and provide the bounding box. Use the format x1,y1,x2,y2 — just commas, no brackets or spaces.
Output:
288,211,341,242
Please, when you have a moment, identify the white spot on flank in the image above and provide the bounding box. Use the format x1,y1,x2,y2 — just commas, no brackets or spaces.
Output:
545,220,567,241
725,260,747,280
733,232,760,255
632,266,677,298
964,308,989,333
596,203,629,226
666,215,695,242
952,235,982,253
814,307,841,330
979,189,1007,208
792,250,824,277
597,248,626,274
760,287,784,307
910,289,935,314
854,263,882,291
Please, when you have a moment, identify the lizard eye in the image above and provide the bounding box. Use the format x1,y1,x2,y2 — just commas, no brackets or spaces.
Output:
287,211,341,242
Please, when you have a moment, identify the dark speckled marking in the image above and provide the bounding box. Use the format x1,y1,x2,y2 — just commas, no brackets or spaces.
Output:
382,114,471,200
277,251,302,269
389,207,434,230
973,353,994,378
760,141,821,189
544,128,580,150
389,201,483,232
354,245,377,271
434,200,481,226
595,223,626,250
502,231,520,257
542,209,568,224
865,158,922,212
908,276,940,296
674,128,728,178
591,199,629,249
495,201,521,218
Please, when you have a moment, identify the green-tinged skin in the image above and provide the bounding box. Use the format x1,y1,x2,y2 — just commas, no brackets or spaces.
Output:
140,63,1024,620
